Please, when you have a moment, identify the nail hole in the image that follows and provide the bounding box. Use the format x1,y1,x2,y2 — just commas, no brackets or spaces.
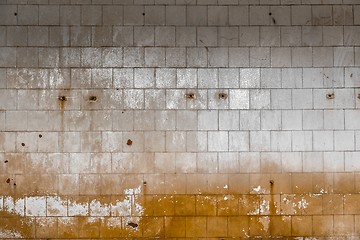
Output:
13,183,16,186
218,93,228,99
127,139,133,146
269,12,272,15
58,96,67,101
14,13,17,16
6,178,10,183
21,143,25,147
326,93,334,99
185,93,195,99
142,13,145,16
127,222,138,228
39,134,42,138
89,96,97,102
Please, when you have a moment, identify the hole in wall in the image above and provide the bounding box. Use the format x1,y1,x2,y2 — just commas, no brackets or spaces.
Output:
4,160,8,163
127,139,133,146
89,96,97,102
14,12,17,16
58,96,67,101
6,178,10,183
218,93,228,99
185,93,195,99
38,134,42,138
21,143,25,147
326,93,335,99
127,222,138,229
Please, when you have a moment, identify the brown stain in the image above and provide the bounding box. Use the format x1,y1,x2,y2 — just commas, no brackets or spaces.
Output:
269,179,276,236
0,209,34,238
0,153,355,239
127,139,133,146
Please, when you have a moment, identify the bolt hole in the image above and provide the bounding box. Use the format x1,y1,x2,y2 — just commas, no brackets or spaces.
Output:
39,134,42,138
218,93,228,99
89,96,97,102
127,222,138,228
58,96,66,101
21,143,25,147
185,93,195,99
326,93,334,99
127,139,133,146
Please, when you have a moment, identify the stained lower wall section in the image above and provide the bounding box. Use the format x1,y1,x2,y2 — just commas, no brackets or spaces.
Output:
1,171,360,239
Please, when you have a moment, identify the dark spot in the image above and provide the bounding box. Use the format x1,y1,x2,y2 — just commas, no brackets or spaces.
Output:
127,139,133,146
218,93,228,100
142,12,145,16
89,96,97,102
272,17,276,24
4,160,8,163
185,93,195,99
21,143,25,147
350,73,353,77
116,88,120,90
127,222,138,228
6,178,10,183
270,180,274,185
14,12,17,16
326,93,335,99
58,96,66,101
143,181,147,185
269,12,272,15
13,183,16,186
39,134,42,138
121,111,124,114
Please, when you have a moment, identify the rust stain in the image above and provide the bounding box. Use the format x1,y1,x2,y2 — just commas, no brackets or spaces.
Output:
0,154,356,239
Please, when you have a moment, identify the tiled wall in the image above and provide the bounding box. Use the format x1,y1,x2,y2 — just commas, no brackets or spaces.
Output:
0,0,360,239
